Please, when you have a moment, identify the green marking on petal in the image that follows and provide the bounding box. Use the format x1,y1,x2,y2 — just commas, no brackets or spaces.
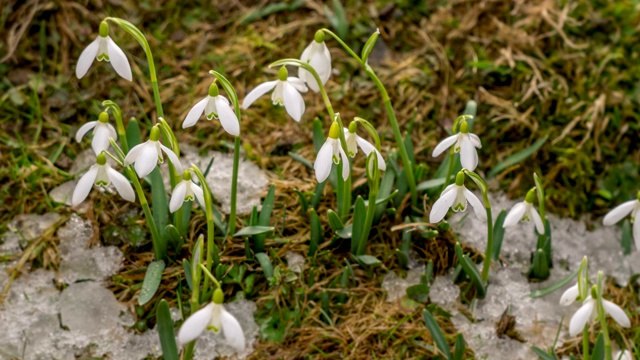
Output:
96,180,108,187
206,325,219,332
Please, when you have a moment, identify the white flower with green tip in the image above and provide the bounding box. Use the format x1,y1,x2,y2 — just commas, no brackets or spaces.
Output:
344,123,386,171
603,193,640,249
298,30,332,93
170,170,205,213
314,122,350,183
76,21,132,81
503,188,545,234
568,291,630,336
76,112,117,154
429,171,486,223
177,288,245,351
242,67,308,122
559,283,580,306
124,126,183,178
72,152,134,206
432,120,481,171
182,83,240,136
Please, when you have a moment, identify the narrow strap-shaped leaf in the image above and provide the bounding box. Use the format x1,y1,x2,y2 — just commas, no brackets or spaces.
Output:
234,226,274,237
529,267,578,298
150,167,168,256
254,185,276,251
255,252,274,278
138,260,165,305
491,210,507,260
312,118,324,153
182,260,193,291
309,208,321,256
591,333,605,360
531,345,558,360
288,151,313,169
360,29,380,64
126,118,142,149
488,135,549,178
423,309,452,359
454,243,486,298
156,299,179,360
350,196,366,254
453,333,466,360
327,209,344,231
530,249,550,280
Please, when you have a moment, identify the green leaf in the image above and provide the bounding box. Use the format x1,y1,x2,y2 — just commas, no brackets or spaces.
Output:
240,0,305,24
529,267,578,298
309,209,321,256
165,224,183,251
417,178,446,191
453,333,466,360
353,117,381,151
311,180,326,210
327,209,344,231
491,210,507,260
621,219,632,255
375,165,395,221
255,252,274,278
325,0,348,40
183,260,193,291
406,283,429,303
150,167,168,257
360,30,380,64
312,118,325,153
591,333,605,360
455,243,486,298
362,189,399,208
351,196,366,254
336,223,353,239
138,260,165,305
156,299,179,360
423,309,452,359
233,226,274,237
126,118,142,149
462,170,488,196
353,254,381,266
531,345,558,360
530,249,550,279
254,185,276,252
288,152,313,169
488,135,549,178
294,189,309,212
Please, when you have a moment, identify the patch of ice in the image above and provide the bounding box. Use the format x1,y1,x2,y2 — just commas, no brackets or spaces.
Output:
49,180,78,206
285,251,305,274
381,266,425,302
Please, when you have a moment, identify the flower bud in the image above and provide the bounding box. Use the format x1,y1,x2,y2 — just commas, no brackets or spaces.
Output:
525,188,536,203
99,21,109,37
314,30,325,43
98,112,109,123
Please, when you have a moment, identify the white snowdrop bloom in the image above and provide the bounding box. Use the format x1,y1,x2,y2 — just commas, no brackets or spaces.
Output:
603,194,640,249
76,21,132,81
614,350,633,360
298,30,332,93
169,170,205,213
559,283,579,306
503,188,545,234
429,171,486,223
124,126,183,178
314,121,349,183
344,124,386,171
177,289,245,351
182,83,240,136
569,295,630,337
71,152,134,206
432,120,481,171
242,67,308,122
76,112,117,154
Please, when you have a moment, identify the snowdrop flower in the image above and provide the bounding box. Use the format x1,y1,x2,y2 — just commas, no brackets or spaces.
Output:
503,188,544,234
559,283,580,306
124,125,183,178
76,112,117,154
314,121,349,183
182,82,240,136
298,30,331,93
170,170,205,213
72,152,134,206
344,123,386,171
242,67,308,122
568,291,630,336
429,171,487,223
614,350,633,360
432,120,481,171
603,193,640,249
177,289,245,350
76,21,132,81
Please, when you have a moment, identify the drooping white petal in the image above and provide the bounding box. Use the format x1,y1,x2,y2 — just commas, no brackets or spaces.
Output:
299,42,331,92
503,202,527,228
432,134,458,157
159,144,183,174
105,36,132,81
355,135,386,171
602,299,631,328
286,77,308,93
170,181,188,213
75,121,98,143
92,124,114,154
338,146,350,181
530,206,545,234
134,142,159,178
220,308,246,351
124,143,144,167
71,165,99,206
282,82,305,122
463,188,487,221
314,140,334,183
559,284,579,306
204,96,217,119
634,218,640,251
429,186,458,223
215,96,240,136
459,136,478,170
177,303,215,345
191,182,205,207
76,37,100,79
183,97,208,128
614,350,632,360
569,299,595,336
603,200,636,226
107,167,135,202
242,81,277,109
469,133,482,148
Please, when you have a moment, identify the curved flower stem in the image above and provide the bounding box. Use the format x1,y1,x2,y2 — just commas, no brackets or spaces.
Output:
102,100,129,153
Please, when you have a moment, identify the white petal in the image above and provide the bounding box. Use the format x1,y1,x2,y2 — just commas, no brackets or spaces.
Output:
183,97,208,128
242,81,277,109
314,141,334,183
169,181,188,213
602,299,631,328
107,167,135,202
355,136,386,171
71,165,99,206
569,299,595,336
124,143,144,167
221,308,246,351
634,218,640,251
464,188,486,221
429,187,458,223
76,37,100,79
286,77,308,93
160,144,183,174
92,124,113,154
615,350,632,360
282,82,305,122
503,202,527,228
530,206,545,234
135,143,159,178
469,133,482,148
75,121,97,143
559,284,579,306
460,136,478,170
432,134,458,157
603,200,636,226
191,182,205,207
177,303,214,345
106,37,132,81
339,147,350,181
215,97,240,136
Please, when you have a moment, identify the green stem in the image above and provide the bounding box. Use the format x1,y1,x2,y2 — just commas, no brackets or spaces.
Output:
357,183,378,256
480,193,493,282
227,136,241,236
192,166,218,295
595,273,612,360
442,148,456,192
582,327,590,360
103,100,129,153
127,168,164,259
